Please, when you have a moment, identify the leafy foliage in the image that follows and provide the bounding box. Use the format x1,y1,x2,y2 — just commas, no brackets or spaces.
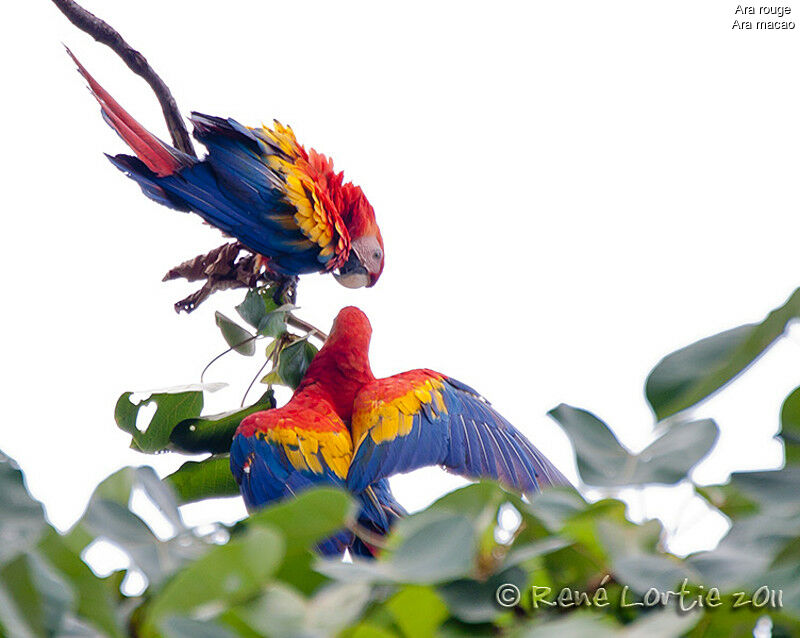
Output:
215,312,256,356
6,284,800,636
645,287,800,420
166,456,240,505
169,390,275,455
278,338,319,390
547,405,719,487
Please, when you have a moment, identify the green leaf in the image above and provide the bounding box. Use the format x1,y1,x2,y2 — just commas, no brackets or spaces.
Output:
0,552,74,638
115,388,205,453
780,386,800,464
548,405,718,487
236,287,278,329
245,487,353,594
687,508,800,589
37,529,124,638
305,582,372,635
89,467,136,507
75,468,203,588
623,608,701,638
165,456,239,505
247,488,352,553
519,615,619,638
730,466,800,506
427,481,507,521
386,586,448,637
525,488,588,532
504,537,571,568
259,370,286,388
82,499,171,587
134,466,186,533
346,623,398,638
388,512,476,583
143,526,284,633
628,419,719,484
257,305,294,338
161,616,238,638
277,339,318,390
521,609,699,638
0,452,47,565
438,567,526,624
645,287,800,421
215,312,256,356
169,390,275,455
229,582,372,637
547,405,629,484
611,553,694,595
318,511,477,586
223,583,306,637
695,483,758,519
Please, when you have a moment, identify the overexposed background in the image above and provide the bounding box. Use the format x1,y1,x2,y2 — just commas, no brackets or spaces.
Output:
2,1,799,558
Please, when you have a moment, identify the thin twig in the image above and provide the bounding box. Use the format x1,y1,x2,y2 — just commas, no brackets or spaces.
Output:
51,0,196,157
241,349,277,408
287,315,328,342
200,334,264,384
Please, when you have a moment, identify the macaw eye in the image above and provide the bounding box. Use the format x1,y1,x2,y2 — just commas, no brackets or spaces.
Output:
372,250,383,261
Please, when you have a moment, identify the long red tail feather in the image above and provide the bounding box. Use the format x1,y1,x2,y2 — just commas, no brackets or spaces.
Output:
66,47,183,177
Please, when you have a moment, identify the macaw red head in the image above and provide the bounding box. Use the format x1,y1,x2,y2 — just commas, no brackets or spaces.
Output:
334,184,384,289
298,306,374,418
327,306,373,346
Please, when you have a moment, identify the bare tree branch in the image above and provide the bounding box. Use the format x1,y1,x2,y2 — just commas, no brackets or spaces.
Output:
51,0,196,157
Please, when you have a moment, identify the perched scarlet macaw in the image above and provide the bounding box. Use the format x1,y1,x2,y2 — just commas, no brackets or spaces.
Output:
230,307,568,556
68,51,384,289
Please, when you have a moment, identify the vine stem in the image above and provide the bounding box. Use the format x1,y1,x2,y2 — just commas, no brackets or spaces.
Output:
51,0,196,157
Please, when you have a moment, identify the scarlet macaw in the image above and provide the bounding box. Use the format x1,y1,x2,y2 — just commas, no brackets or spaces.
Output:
230,307,568,556
67,51,384,290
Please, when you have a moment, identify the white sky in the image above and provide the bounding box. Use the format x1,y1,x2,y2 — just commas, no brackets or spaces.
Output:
3,1,800,556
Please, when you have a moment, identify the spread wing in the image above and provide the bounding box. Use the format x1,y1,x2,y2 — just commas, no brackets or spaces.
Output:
347,370,569,494
230,394,353,510
189,113,351,273
230,392,400,553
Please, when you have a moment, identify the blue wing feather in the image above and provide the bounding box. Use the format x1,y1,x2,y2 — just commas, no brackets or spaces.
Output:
231,434,402,557
107,112,333,276
348,374,569,494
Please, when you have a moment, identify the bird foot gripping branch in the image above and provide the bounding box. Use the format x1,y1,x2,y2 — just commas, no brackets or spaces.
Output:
163,241,298,313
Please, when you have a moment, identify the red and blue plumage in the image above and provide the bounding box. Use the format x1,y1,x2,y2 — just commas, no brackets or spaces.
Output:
347,370,568,494
230,307,568,557
230,391,404,557
68,50,384,289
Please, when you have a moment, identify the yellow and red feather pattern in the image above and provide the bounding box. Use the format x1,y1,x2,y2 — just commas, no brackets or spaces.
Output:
67,52,378,281
249,122,351,271
235,391,352,481
351,370,448,445
230,387,404,557
347,370,569,494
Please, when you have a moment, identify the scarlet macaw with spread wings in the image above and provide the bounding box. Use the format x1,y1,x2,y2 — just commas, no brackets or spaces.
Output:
230,307,568,556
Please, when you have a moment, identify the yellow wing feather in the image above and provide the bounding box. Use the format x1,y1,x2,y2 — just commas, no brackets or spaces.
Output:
352,375,449,447
248,121,342,260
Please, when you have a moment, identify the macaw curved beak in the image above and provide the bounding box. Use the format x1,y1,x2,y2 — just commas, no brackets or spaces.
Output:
367,264,383,287
334,252,371,289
